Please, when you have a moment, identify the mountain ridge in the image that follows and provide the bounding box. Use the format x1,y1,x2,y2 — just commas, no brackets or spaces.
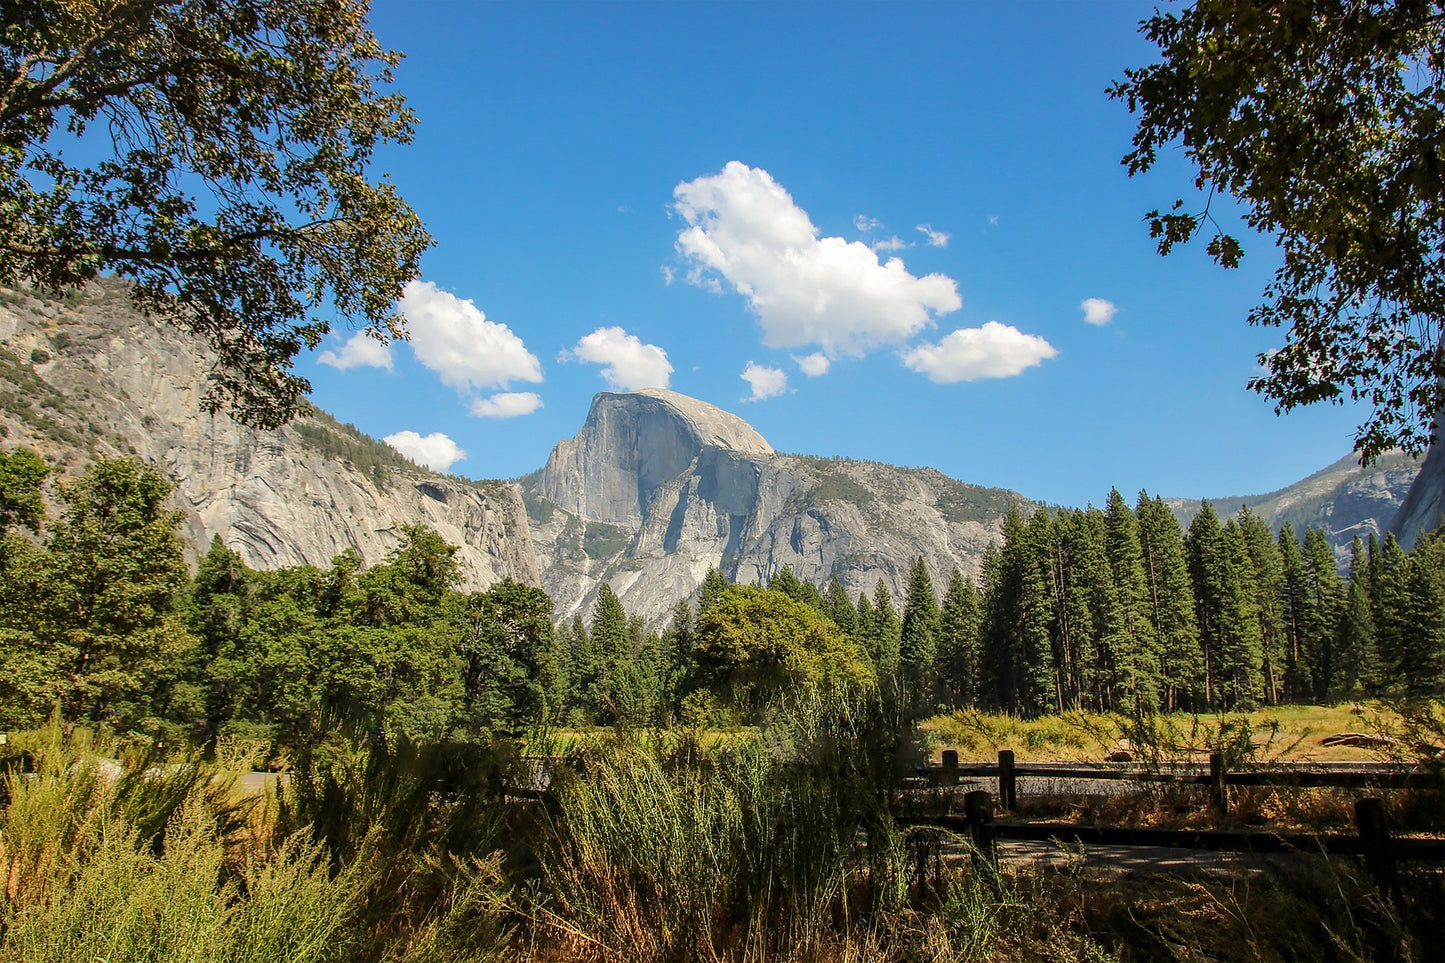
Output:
0,278,1430,627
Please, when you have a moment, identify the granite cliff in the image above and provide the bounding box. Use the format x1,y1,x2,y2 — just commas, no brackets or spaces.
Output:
2,279,1428,627
0,279,537,590
523,388,1035,628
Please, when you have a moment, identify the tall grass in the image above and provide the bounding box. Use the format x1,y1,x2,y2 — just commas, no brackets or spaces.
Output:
530,696,900,961
2,704,1439,962
0,724,373,963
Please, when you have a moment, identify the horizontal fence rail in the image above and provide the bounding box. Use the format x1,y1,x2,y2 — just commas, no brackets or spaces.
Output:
917,749,1443,810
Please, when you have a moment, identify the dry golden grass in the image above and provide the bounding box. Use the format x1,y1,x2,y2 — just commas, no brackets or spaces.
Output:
921,703,1414,765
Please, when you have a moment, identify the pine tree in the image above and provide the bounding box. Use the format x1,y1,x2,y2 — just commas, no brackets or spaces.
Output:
659,597,696,724
982,508,1056,715
1136,493,1202,711
823,578,859,642
769,565,808,604
1277,524,1313,700
1399,531,1445,695
976,540,1005,709
1301,526,1346,701
567,614,598,718
1217,520,1265,708
937,569,981,708
855,590,877,670
1336,536,1380,697
1371,534,1410,689
1186,502,1227,707
871,580,902,686
1236,506,1287,704
899,557,942,712
1102,490,1161,713
698,567,729,616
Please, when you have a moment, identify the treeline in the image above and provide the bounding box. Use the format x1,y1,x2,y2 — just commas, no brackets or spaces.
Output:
0,450,566,742
777,491,1444,718
0,450,867,743
2,449,1441,744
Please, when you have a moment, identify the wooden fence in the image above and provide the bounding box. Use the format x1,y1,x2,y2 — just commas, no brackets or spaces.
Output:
919,749,1442,811
904,750,1445,895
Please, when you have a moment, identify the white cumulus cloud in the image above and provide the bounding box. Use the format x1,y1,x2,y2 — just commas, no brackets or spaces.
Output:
382,430,467,472
471,392,543,419
399,280,543,392
1081,297,1117,326
741,361,787,401
793,352,831,377
316,331,393,372
561,326,673,390
673,161,961,359
900,322,1058,383
917,224,950,247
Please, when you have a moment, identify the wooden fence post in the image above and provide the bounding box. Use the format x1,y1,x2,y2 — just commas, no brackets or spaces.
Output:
1354,797,1401,901
1209,751,1228,813
963,789,996,867
998,749,1017,810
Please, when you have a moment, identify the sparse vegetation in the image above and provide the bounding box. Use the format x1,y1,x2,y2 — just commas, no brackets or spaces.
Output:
582,519,631,559
291,409,419,476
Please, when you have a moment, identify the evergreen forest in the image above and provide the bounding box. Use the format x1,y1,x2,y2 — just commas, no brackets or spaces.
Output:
2,448,1441,747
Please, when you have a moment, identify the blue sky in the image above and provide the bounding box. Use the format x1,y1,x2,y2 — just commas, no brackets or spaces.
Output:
300,0,1374,508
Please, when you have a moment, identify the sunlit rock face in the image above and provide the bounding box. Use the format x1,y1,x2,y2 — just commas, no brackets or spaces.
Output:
527,388,1033,628
1391,430,1444,550
0,281,538,591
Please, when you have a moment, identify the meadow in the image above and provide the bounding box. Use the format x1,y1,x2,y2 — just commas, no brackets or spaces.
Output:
1,702,1440,963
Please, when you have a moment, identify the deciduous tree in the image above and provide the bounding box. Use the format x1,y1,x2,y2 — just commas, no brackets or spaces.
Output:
0,0,431,426
1112,0,1445,457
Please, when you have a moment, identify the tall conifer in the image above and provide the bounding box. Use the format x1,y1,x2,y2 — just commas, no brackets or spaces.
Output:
900,556,942,712
1136,493,1202,711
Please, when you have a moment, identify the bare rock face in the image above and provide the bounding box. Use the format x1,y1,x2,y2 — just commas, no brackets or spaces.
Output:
1391,435,1444,549
1165,450,1422,562
0,280,537,590
527,389,1034,628
538,388,773,527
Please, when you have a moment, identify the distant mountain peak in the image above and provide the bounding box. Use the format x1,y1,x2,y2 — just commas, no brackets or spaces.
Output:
601,388,774,456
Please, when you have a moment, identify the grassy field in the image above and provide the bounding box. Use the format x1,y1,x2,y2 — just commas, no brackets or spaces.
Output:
921,703,1419,764
2,705,1440,962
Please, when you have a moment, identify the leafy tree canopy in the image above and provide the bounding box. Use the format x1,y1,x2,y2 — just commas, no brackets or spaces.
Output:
692,585,875,713
0,0,431,427
1112,0,1445,458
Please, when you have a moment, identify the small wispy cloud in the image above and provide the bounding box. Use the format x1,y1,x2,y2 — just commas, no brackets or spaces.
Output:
741,361,787,401
471,392,543,419
1081,298,1117,326
872,235,907,253
793,352,831,377
854,214,882,232
317,331,393,372
916,224,950,248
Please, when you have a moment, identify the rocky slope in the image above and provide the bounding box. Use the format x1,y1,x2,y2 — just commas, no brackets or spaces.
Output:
1389,404,1444,550
1164,451,1423,558
2,279,1427,626
523,388,1035,628
0,279,537,590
